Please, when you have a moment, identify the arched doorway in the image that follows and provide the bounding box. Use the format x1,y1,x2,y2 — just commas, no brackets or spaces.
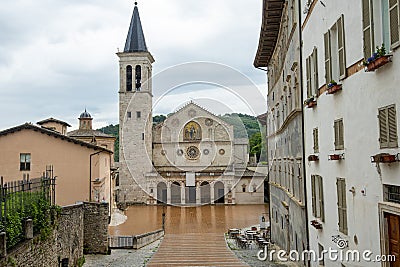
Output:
157,182,167,204
214,181,225,204
200,181,211,204
171,182,181,204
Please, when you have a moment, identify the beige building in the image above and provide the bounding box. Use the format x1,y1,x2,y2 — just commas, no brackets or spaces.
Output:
0,113,113,209
117,3,265,206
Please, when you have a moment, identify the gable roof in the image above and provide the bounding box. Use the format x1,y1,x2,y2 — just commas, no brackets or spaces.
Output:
0,123,113,154
37,118,71,127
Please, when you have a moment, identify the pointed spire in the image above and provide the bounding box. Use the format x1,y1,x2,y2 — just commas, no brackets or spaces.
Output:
124,2,148,53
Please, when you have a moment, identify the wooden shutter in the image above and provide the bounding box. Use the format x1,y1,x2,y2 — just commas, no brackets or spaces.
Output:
337,178,347,235
311,175,316,217
337,15,347,79
312,47,319,95
318,176,324,222
362,0,374,59
388,105,398,147
313,128,319,153
389,0,400,48
336,179,342,233
306,56,312,98
324,31,332,84
379,108,389,148
335,119,344,150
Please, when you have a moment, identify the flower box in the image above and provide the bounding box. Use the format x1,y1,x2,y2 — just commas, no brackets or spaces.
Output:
311,220,323,230
304,97,317,108
327,84,342,94
308,155,319,161
371,153,398,163
329,154,343,161
366,55,392,72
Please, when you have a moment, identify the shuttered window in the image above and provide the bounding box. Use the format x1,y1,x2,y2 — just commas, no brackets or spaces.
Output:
313,128,319,153
334,119,344,150
362,0,375,59
311,175,324,221
389,0,400,48
336,178,347,235
306,56,312,98
337,15,347,79
312,47,319,95
324,31,332,84
379,105,398,148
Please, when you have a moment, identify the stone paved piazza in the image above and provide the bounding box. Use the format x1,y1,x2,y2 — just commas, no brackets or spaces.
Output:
109,204,268,266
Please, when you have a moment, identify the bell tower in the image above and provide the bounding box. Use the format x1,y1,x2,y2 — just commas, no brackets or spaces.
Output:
118,2,154,204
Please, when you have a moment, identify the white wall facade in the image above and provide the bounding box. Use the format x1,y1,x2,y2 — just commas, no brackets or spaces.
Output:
302,0,400,266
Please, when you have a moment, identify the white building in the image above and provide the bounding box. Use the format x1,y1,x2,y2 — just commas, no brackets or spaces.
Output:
302,0,400,266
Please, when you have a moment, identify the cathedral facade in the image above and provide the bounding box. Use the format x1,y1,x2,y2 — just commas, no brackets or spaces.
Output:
117,4,264,206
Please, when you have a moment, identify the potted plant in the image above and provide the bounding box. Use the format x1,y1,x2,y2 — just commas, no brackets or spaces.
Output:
371,153,397,163
326,80,342,94
329,154,342,161
311,220,322,229
304,96,317,108
363,44,392,72
308,155,319,161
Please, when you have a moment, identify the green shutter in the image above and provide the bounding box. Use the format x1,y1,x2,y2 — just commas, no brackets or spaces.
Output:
362,0,375,58
306,56,312,98
389,0,400,48
324,31,332,84
311,175,317,217
313,47,319,95
318,176,324,222
388,105,398,147
337,15,347,79
379,108,389,148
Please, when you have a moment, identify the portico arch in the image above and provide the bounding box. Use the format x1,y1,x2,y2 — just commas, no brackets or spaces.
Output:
157,182,167,204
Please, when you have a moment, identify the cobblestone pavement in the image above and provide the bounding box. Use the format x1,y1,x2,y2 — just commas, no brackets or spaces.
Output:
84,239,161,267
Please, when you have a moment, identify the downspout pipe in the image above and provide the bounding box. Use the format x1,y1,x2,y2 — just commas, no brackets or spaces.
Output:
298,0,311,265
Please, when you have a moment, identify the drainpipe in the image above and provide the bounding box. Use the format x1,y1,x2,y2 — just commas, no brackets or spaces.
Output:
298,0,311,265
89,150,102,202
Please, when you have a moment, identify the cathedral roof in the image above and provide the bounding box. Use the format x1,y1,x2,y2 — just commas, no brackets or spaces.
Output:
124,3,148,53
79,109,92,119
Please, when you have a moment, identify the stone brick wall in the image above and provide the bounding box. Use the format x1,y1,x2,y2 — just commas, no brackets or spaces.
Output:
83,202,109,254
0,202,109,267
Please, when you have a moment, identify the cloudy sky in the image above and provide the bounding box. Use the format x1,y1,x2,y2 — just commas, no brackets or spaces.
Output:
0,0,266,130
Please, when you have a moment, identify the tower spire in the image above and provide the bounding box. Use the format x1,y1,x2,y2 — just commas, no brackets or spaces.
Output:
124,2,148,52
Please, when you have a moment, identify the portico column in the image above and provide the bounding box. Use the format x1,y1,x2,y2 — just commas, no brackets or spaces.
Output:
224,183,229,204
181,183,186,205
210,183,215,204
196,183,201,205
167,182,171,205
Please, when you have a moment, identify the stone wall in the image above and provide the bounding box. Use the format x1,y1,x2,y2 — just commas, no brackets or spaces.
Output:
0,202,108,267
83,202,109,254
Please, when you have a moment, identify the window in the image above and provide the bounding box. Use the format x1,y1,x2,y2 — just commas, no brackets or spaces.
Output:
311,175,324,221
313,128,319,153
362,0,375,59
126,65,132,92
379,105,398,148
136,111,141,119
135,65,141,91
324,15,346,83
334,119,344,150
337,178,348,235
389,0,400,48
384,184,400,203
306,47,319,98
20,153,31,171
142,133,145,140
242,185,246,193
127,111,131,119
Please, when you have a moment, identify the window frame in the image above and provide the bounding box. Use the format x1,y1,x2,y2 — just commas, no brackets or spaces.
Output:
20,153,31,171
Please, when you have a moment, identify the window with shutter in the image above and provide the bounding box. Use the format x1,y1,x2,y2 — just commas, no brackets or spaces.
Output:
334,119,344,150
324,31,332,84
380,105,398,148
337,178,348,235
312,48,319,95
337,15,347,79
362,0,375,59
311,175,316,216
389,0,400,48
306,56,312,98
313,128,319,153
318,175,325,222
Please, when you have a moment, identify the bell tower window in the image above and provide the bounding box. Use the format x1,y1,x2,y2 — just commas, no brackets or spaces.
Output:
135,65,142,91
126,65,132,92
